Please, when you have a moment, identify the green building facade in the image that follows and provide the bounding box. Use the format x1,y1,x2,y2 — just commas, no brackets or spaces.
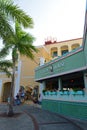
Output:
35,1,87,120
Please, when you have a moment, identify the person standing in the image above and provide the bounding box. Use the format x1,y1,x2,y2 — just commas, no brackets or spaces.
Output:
38,94,42,105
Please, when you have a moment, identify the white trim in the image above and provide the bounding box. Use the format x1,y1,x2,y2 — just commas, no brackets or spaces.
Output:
0,80,2,100
0,72,7,75
35,45,49,54
0,78,11,80
0,71,18,75
35,66,87,81
43,95,87,102
21,76,34,79
35,45,44,48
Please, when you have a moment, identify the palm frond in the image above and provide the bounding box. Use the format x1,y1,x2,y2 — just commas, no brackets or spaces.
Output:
0,0,33,28
0,43,13,58
0,47,9,58
0,60,13,67
6,4,33,28
0,60,13,77
0,68,12,77
0,12,14,40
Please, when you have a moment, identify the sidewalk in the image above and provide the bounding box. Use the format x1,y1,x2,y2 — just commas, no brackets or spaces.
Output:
25,100,41,108
24,100,87,124
0,103,34,130
0,102,87,130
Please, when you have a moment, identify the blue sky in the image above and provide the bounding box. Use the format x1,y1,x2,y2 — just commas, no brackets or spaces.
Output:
14,0,86,46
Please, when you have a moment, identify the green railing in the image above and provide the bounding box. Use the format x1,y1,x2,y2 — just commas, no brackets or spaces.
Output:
43,90,84,96
42,90,87,102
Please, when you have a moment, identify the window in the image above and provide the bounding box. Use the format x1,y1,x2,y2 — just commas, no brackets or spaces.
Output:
62,50,68,55
71,44,80,50
51,47,58,58
61,45,68,56
52,51,57,58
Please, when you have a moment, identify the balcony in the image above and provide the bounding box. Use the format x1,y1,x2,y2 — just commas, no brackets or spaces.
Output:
42,90,87,102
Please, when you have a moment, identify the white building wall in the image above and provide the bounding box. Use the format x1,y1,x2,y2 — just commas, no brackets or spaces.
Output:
14,60,22,97
40,57,45,66
39,81,46,95
0,79,2,101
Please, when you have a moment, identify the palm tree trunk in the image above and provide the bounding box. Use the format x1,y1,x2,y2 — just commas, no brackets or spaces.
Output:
7,64,15,116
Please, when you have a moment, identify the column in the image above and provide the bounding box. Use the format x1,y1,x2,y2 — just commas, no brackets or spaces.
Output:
39,81,46,95
14,60,22,97
40,57,45,66
84,73,87,95
68,45,72,52
58,47,61,56
58,77,62,90
0,80,2,102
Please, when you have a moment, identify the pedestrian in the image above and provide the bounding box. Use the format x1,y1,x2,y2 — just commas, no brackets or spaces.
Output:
20,92,25,103
16,93,21,105
38,93,42,105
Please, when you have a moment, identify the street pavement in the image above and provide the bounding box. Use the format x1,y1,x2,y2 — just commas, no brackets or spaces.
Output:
0,101,87,130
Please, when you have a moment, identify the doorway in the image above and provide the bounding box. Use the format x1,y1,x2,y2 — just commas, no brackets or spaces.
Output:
3,82,11,102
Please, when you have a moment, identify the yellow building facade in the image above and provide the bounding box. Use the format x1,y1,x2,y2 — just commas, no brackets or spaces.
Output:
0,38,82,102
44,38,82,58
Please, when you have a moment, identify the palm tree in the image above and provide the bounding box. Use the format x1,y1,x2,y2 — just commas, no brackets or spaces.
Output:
3,22,38,116
0,0,33,41
0,0,37,116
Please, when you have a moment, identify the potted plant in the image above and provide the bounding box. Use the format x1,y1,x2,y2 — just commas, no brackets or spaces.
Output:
42,89,46,95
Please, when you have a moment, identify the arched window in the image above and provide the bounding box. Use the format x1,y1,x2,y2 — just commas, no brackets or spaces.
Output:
61,45,69,55
71,44,80,50
51,47,58,58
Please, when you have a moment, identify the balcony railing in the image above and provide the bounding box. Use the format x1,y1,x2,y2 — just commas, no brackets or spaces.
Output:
43,90,87,102
43,90,84,95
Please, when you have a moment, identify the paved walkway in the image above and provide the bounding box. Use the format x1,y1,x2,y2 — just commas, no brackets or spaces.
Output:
0,101,87,130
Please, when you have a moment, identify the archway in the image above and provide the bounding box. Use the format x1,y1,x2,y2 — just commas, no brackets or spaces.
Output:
51,47,58,58
3,82,11,102
71,44,80,50
61,45,69,55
